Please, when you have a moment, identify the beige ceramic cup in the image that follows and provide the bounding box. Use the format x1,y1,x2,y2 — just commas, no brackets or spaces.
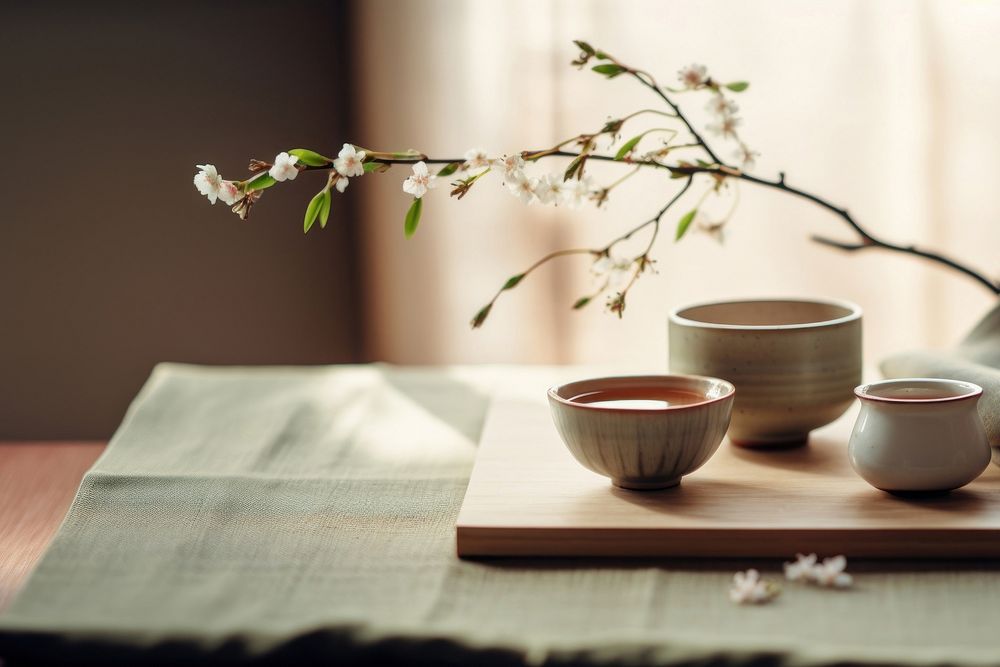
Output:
669,298,862,446
548,375,735,490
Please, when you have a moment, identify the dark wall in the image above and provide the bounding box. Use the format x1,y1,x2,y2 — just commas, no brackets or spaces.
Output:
0,1,362,439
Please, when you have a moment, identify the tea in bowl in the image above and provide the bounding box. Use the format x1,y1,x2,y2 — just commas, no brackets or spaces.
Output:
669,298,862,447
547,375,735,490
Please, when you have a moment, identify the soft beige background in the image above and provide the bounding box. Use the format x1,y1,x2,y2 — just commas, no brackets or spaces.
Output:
355,0,1000,367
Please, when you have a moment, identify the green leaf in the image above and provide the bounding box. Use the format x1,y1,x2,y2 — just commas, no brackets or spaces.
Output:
591,63,625,78
303,191,325,233
244,174,277,192
391,149,424,159
564,155,584,181
470,303,492,329
437,162,460,177
404,197,423,238
600,118,624,134
318,190,332,228
573,40,595,55
572,296,592,310
614,134,643,161
675,209,698,241
502,274,525,290
725,81,749,92
363,161,389,173
289,148,332,167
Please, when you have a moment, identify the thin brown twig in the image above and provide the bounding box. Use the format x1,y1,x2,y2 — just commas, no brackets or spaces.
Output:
607,176,694,317
474,176,695,325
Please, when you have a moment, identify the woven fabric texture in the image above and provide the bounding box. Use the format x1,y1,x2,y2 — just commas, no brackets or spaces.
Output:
2,363,999,666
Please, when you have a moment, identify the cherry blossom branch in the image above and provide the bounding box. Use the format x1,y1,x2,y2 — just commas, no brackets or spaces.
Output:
667,165,1000,295
469,249,596,328
592,44,1000,296
192,39,999,332
604,177,694,316
471,176,694,325
623,67,722,165
738,171,1000,293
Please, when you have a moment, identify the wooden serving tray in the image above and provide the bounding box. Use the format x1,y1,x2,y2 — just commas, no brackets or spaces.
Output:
456,393,1000,558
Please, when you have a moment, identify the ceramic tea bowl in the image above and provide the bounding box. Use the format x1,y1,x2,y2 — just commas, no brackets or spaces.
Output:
669,298,862,447
547,375,735,490
850,378,991,493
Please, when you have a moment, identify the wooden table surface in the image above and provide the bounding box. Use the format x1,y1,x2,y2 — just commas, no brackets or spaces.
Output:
0,442,105,614
458,397,1000,558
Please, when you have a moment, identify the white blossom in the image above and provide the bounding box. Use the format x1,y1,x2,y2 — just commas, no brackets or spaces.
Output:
706,94,738,117
783,553,818,582
783,553,853,588
707,115,742,140
812,555,853,588
463,147,491,171
695,211,727,244
402,161,437,199
678,63,708,89
194,164,241,205
194,164,223,203
218,180,241,206
729,569,779,605
533,173,562,205
591,253,634,289
334,143,366,178
506,170,537,204
268,152,300,182
560,176,593,208
334,176,349,193
496,154,525,179
734,144,759,171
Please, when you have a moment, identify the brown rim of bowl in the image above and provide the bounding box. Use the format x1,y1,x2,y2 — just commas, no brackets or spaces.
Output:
547,374,735,414
854,378,983,404
669,297,862,331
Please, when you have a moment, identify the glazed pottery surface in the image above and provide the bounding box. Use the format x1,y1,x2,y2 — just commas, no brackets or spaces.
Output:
547,375,734,490
669,298,862,447
849,378,991,493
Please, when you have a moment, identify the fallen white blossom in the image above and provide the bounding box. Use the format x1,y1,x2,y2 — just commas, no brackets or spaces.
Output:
730,569,780,605
812,555,854,589
783,553,819,582
783,553,853,589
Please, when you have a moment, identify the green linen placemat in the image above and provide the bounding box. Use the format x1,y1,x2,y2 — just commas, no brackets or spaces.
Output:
2,363,1000,666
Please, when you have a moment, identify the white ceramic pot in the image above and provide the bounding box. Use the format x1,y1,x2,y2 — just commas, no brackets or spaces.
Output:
669,298,862,447
849,378,991,493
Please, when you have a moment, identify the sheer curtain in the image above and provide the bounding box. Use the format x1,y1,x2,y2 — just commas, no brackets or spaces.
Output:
354,0,1000,367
